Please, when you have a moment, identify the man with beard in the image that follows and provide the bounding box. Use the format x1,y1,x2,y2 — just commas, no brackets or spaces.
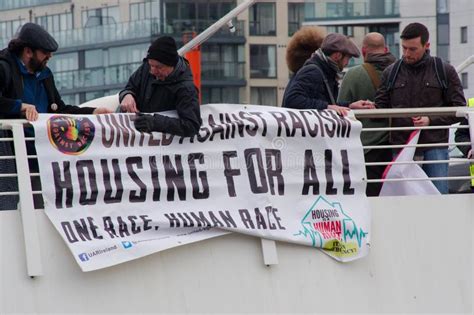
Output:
0,23,111,120
375,23,466,194
119,36,201,137
338,32,396,196
0,23,111,210
282,33,375,116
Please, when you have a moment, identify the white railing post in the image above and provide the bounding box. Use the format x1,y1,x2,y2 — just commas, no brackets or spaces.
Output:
261,238,278,266
11,122,43,277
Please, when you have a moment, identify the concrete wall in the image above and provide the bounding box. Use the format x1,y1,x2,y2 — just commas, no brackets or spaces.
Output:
1,194,472,313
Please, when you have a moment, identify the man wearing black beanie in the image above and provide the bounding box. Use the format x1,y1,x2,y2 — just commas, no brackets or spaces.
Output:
119,36,201,137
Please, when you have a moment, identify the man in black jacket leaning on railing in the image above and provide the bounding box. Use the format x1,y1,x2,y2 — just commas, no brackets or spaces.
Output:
119,36,201,137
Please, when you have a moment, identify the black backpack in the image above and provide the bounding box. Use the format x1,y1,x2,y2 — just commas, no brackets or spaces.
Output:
386,56,449,102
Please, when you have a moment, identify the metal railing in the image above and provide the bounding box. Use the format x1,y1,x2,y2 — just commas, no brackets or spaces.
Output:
352,106,473,193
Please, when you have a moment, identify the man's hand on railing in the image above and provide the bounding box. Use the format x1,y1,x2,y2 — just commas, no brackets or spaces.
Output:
21,103,39,121
412,116,430,127
328,105,350,116
349,100,375,110
468,149,473,159
92,107,113,115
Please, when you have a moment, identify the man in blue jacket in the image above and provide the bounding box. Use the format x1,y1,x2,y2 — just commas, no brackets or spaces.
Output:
282,33,374,115
0,23,111,210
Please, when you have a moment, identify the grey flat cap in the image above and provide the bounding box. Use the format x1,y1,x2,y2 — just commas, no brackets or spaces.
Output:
18,23,58,52
321,33,360,58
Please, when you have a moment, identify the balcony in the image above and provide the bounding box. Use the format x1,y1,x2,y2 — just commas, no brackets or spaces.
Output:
164,19,245,37
304,0,400,21
54,62,142,92
0,18,245,50
51,19,160,49
54,59,245,93
0,0,69,10
202,61,245,80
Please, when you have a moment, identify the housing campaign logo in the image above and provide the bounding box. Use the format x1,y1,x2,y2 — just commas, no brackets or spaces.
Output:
47,115,95,155
295,196,368,259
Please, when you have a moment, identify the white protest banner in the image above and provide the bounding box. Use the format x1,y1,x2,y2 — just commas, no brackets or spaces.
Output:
33,104,370,271
380,130,440,196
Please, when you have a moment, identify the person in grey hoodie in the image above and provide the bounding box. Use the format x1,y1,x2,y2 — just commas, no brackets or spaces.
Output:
119,36,201,137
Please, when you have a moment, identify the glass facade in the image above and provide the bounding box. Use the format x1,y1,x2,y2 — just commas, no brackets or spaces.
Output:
288,3,305,36
162,0,235,34
82,6,120,27
35,12,73,33
249,2,276,36
250,87,277,106
0,0,68,11
25,0,244,104
0,19,23,41
250,45,277,78
304,0,399,20
202,87,240,104
201,44,245,80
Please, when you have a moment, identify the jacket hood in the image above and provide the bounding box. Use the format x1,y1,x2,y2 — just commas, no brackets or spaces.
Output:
162,56,193,84
365,52,396,71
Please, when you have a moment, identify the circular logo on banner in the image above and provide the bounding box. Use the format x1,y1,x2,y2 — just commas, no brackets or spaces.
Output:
47,116,95,155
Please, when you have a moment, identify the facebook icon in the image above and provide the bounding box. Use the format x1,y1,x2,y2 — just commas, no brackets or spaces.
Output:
122,241,133,249
78,253,89,262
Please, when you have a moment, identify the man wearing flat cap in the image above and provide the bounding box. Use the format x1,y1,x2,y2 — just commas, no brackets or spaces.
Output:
0,23,112,210
0,22,111,121
283,33,374,115
119,36,201,137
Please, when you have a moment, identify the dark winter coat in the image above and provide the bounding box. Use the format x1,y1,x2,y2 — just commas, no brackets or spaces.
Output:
282,54,349,109
375,52,466,147
0,49,94,117
119,57,201,137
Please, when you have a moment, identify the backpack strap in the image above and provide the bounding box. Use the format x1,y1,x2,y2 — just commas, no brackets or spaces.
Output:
433,56,450,106
362,62,381,90
305,63,336,104
433,56,448,90
386,59,403,91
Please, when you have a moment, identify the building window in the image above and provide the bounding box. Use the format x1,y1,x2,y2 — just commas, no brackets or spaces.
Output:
130,1,159,20
163,0,235,34
288,3,304,36
82,6,120,27
461,72,468,89
327,3,353,18
250,45,277,78
35,12,73,33
461,26,468,43
327,25,354,37
202,87,240,104
249,2,276,36
48,52,79,91
250,87,277,106
201,44,245,80
0,19,23,40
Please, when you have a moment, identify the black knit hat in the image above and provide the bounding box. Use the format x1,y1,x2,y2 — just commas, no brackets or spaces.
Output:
18,23,58,52
147,36,178,67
